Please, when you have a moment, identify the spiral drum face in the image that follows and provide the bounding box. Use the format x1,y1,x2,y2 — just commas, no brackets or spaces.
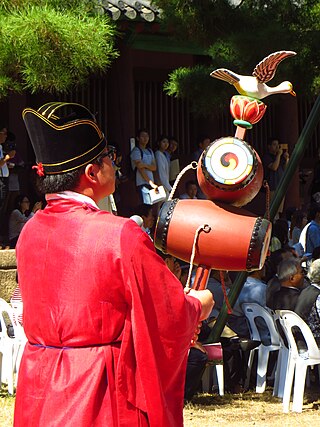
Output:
197,137,263,207
155,199,271,272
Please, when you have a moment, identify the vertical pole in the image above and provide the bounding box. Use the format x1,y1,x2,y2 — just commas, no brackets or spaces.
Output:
207,95,320,343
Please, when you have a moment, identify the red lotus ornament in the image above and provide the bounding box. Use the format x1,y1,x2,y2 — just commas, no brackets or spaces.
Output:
230,95,267,129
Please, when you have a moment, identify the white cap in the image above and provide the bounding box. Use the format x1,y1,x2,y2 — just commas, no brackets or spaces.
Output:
130,215,143,228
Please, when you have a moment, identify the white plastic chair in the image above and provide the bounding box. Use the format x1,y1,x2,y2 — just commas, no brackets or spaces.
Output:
201,343,224,395
271,311,289,399
242,303,281,393
0,298,26,394
276,310,320,413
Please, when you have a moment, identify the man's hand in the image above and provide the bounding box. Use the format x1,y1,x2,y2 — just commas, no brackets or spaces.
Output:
192,341,208,353
187,289,214,321
5,150,16,160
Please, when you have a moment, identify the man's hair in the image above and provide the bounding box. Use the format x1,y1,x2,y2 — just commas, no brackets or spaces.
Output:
267,137,278,146
312,246,320,261
308,259,320,284
307,203,320,221
136,128,149,138
277,258,301,282
36,167,86,194
185,180,197,190
35,155,103,194
196,134,210,148
135,203,153,218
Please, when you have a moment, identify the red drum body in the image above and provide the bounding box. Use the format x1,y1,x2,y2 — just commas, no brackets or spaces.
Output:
155,199,271,272
197,136,263,207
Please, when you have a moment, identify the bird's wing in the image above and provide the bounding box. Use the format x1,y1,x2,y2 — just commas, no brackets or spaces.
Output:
252,50,297,83
210,69,240,85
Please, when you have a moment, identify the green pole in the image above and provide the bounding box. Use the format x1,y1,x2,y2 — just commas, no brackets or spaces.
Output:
207,95,320,343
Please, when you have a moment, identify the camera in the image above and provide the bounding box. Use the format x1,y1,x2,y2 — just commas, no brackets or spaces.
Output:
280,143,288,151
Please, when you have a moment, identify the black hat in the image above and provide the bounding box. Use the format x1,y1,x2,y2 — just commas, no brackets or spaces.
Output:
22,102,106,175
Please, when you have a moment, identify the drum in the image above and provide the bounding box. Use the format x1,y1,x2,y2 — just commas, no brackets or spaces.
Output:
155,199,271,272
197,136,263,207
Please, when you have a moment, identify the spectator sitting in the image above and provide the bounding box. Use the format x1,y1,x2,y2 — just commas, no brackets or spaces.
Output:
8,195,42,248
134,204,155,240
205,270,232,322
269,218,289,252
267,258,304,311
295,258,320,345
180,180,198,200
265,248,297,307
227,266,267,341
288,210,307,247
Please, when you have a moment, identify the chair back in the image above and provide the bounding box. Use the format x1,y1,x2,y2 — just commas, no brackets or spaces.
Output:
277,310,320,359
272,310,289,350
242,303,280,346
0,298,25,341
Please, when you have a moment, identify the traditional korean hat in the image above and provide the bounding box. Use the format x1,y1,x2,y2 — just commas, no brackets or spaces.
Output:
22,102,106,175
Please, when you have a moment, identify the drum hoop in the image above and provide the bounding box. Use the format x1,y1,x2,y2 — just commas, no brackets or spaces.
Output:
201,136,258,191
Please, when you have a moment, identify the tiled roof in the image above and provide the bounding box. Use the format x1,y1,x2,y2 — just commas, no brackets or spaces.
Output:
96,0,161,22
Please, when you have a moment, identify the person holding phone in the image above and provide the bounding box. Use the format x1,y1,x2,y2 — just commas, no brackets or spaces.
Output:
263,137,290,218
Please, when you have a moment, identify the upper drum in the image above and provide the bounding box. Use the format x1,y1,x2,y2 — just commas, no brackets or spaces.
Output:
197,136,263,207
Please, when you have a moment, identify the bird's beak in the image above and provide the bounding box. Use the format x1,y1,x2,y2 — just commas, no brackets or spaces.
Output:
290,89,296,97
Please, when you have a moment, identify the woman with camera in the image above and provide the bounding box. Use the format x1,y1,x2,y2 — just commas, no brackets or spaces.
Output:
8,194,42,248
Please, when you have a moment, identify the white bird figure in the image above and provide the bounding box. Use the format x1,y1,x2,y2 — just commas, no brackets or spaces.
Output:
210,50,297,100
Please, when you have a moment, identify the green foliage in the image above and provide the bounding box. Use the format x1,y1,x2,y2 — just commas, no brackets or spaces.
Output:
164,65,233,116
0,1,118,98
153,0,320,116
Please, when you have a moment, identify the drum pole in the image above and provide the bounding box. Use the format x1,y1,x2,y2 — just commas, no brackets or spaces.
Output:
192,265,211,290
234,126,246,140
208,95,320,343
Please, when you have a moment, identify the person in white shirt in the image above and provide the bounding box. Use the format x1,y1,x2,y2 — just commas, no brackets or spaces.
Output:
130,129,157,203
155,135,172,199
0,126,16,199
180,180,198,200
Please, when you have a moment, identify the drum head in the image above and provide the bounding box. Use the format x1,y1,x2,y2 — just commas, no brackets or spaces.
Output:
202,136,257,189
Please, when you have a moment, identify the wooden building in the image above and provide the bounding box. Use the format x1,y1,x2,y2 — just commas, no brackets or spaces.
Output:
0,1,319,216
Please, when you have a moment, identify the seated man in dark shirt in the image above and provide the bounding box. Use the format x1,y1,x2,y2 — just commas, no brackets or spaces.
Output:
268,258,304,311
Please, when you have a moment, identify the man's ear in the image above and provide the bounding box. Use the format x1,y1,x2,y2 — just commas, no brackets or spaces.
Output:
85,163,99,182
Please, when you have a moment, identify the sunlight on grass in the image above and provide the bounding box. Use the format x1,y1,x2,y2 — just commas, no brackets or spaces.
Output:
0,387,14,427
1,386,320,426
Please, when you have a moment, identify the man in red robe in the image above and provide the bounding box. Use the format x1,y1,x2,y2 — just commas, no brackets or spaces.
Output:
14,102,214,426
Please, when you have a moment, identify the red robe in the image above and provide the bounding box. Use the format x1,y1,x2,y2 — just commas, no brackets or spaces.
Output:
14,197,201,427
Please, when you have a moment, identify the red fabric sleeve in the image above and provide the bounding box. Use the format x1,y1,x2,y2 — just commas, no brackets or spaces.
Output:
117,231,201,427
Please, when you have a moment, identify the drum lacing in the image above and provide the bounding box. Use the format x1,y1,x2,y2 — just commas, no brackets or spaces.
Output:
263,180,270,221
184,224,211,293
168,161,198,201
219,271,232,314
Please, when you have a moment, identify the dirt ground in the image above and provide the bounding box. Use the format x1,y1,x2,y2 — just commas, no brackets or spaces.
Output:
2,386,320,426
184,390,320,427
